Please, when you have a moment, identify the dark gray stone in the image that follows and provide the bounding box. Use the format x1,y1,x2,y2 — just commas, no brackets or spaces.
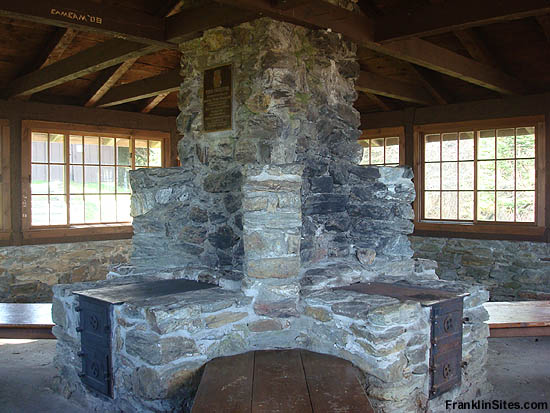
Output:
303,194,348,215
311,176,334,193
203,168,243,193
208,226,238,250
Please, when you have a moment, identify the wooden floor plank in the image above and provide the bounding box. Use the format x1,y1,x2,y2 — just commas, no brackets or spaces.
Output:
192,351,254,413
484,301,550,328
300,350,374,413
252,349,313,413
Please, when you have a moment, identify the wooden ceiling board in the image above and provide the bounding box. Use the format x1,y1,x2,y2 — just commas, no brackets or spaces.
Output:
477,18,550,90
39,77,94,98
137,49,180,69
56,32,109,61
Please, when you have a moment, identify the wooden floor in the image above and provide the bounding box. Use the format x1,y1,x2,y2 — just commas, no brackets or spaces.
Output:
484,301,550,338
0,303,55,339
192,349,374,413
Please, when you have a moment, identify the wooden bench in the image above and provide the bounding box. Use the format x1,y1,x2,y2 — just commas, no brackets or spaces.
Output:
192,349,374,413
484,301,550,338
0,303,55,339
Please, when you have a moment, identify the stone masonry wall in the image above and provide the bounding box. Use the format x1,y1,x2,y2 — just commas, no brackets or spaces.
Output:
0,240,131,302
411,236,550,301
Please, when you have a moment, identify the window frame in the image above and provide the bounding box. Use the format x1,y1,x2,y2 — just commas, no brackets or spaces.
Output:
21,120,170,240
358,126,405,166
413,116,546,238
0,119,10,240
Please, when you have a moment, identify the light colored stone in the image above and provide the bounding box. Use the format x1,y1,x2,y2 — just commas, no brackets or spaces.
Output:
305,306,332,322
205,312,248,328
247,256,300,279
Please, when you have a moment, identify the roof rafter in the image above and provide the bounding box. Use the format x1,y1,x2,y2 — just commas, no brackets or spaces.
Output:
375,0,550,42
356,71,435,105
24,28,78,75
96,70,181,108
165,2,259,44
83,58,139,107
82,1,183,108
141,92,171,113
407,64,449,105
4,3,256,99
4,40,161,98
364,92,392,111
217,0,524,96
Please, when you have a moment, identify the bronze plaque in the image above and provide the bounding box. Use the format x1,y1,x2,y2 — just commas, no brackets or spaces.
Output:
203,64,232,132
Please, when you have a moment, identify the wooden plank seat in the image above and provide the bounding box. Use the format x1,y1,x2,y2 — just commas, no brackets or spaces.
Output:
484,301,550,338
192,349,374,413
0,303,55,339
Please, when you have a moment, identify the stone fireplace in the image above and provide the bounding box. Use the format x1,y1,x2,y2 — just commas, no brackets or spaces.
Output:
52,16,491,413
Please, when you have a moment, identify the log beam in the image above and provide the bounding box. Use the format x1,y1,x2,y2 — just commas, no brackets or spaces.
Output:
218,0,523,95
4,40,161,98
96,70,181,108
375,0,550,42
374,38,523,95
141,93,170,113
453,29,500,68
356,71,435,105
165,2,259,44
83,58,139,107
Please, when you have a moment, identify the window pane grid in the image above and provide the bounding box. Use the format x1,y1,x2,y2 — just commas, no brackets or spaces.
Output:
423,126,536,224
31,131,163,227
359,136,400,166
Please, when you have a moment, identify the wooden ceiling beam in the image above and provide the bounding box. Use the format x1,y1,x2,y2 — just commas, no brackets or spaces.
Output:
375,0,550,42
407,65,449,105
5,3,254,99
0,0,172,48
453,29,499,68
16,27,77,101
166,2,259,43
364,92,392,111
215,0,375,43
24,28,78,75
218,0,523,95
83,1,183,109
83,58,139,107
140,92,171,113
370,38,523,95
4,40,161,98
96,70,181,108
356,71,435,105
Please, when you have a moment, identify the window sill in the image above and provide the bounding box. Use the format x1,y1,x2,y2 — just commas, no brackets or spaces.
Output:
413,221,546,242
21,224,133,244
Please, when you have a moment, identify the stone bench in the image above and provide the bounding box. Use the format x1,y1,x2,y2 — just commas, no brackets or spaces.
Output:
191,349,374,413
0,303,55,339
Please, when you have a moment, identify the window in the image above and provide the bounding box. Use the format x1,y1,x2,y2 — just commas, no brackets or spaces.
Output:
0,120,10,238
414,117,545,236
358,127,404,166
22,121,168,238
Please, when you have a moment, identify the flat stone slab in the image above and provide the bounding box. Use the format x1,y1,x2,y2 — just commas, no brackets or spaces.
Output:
74,279,215,304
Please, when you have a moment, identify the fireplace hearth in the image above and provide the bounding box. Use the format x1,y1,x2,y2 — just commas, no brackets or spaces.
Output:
52,15,490,413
